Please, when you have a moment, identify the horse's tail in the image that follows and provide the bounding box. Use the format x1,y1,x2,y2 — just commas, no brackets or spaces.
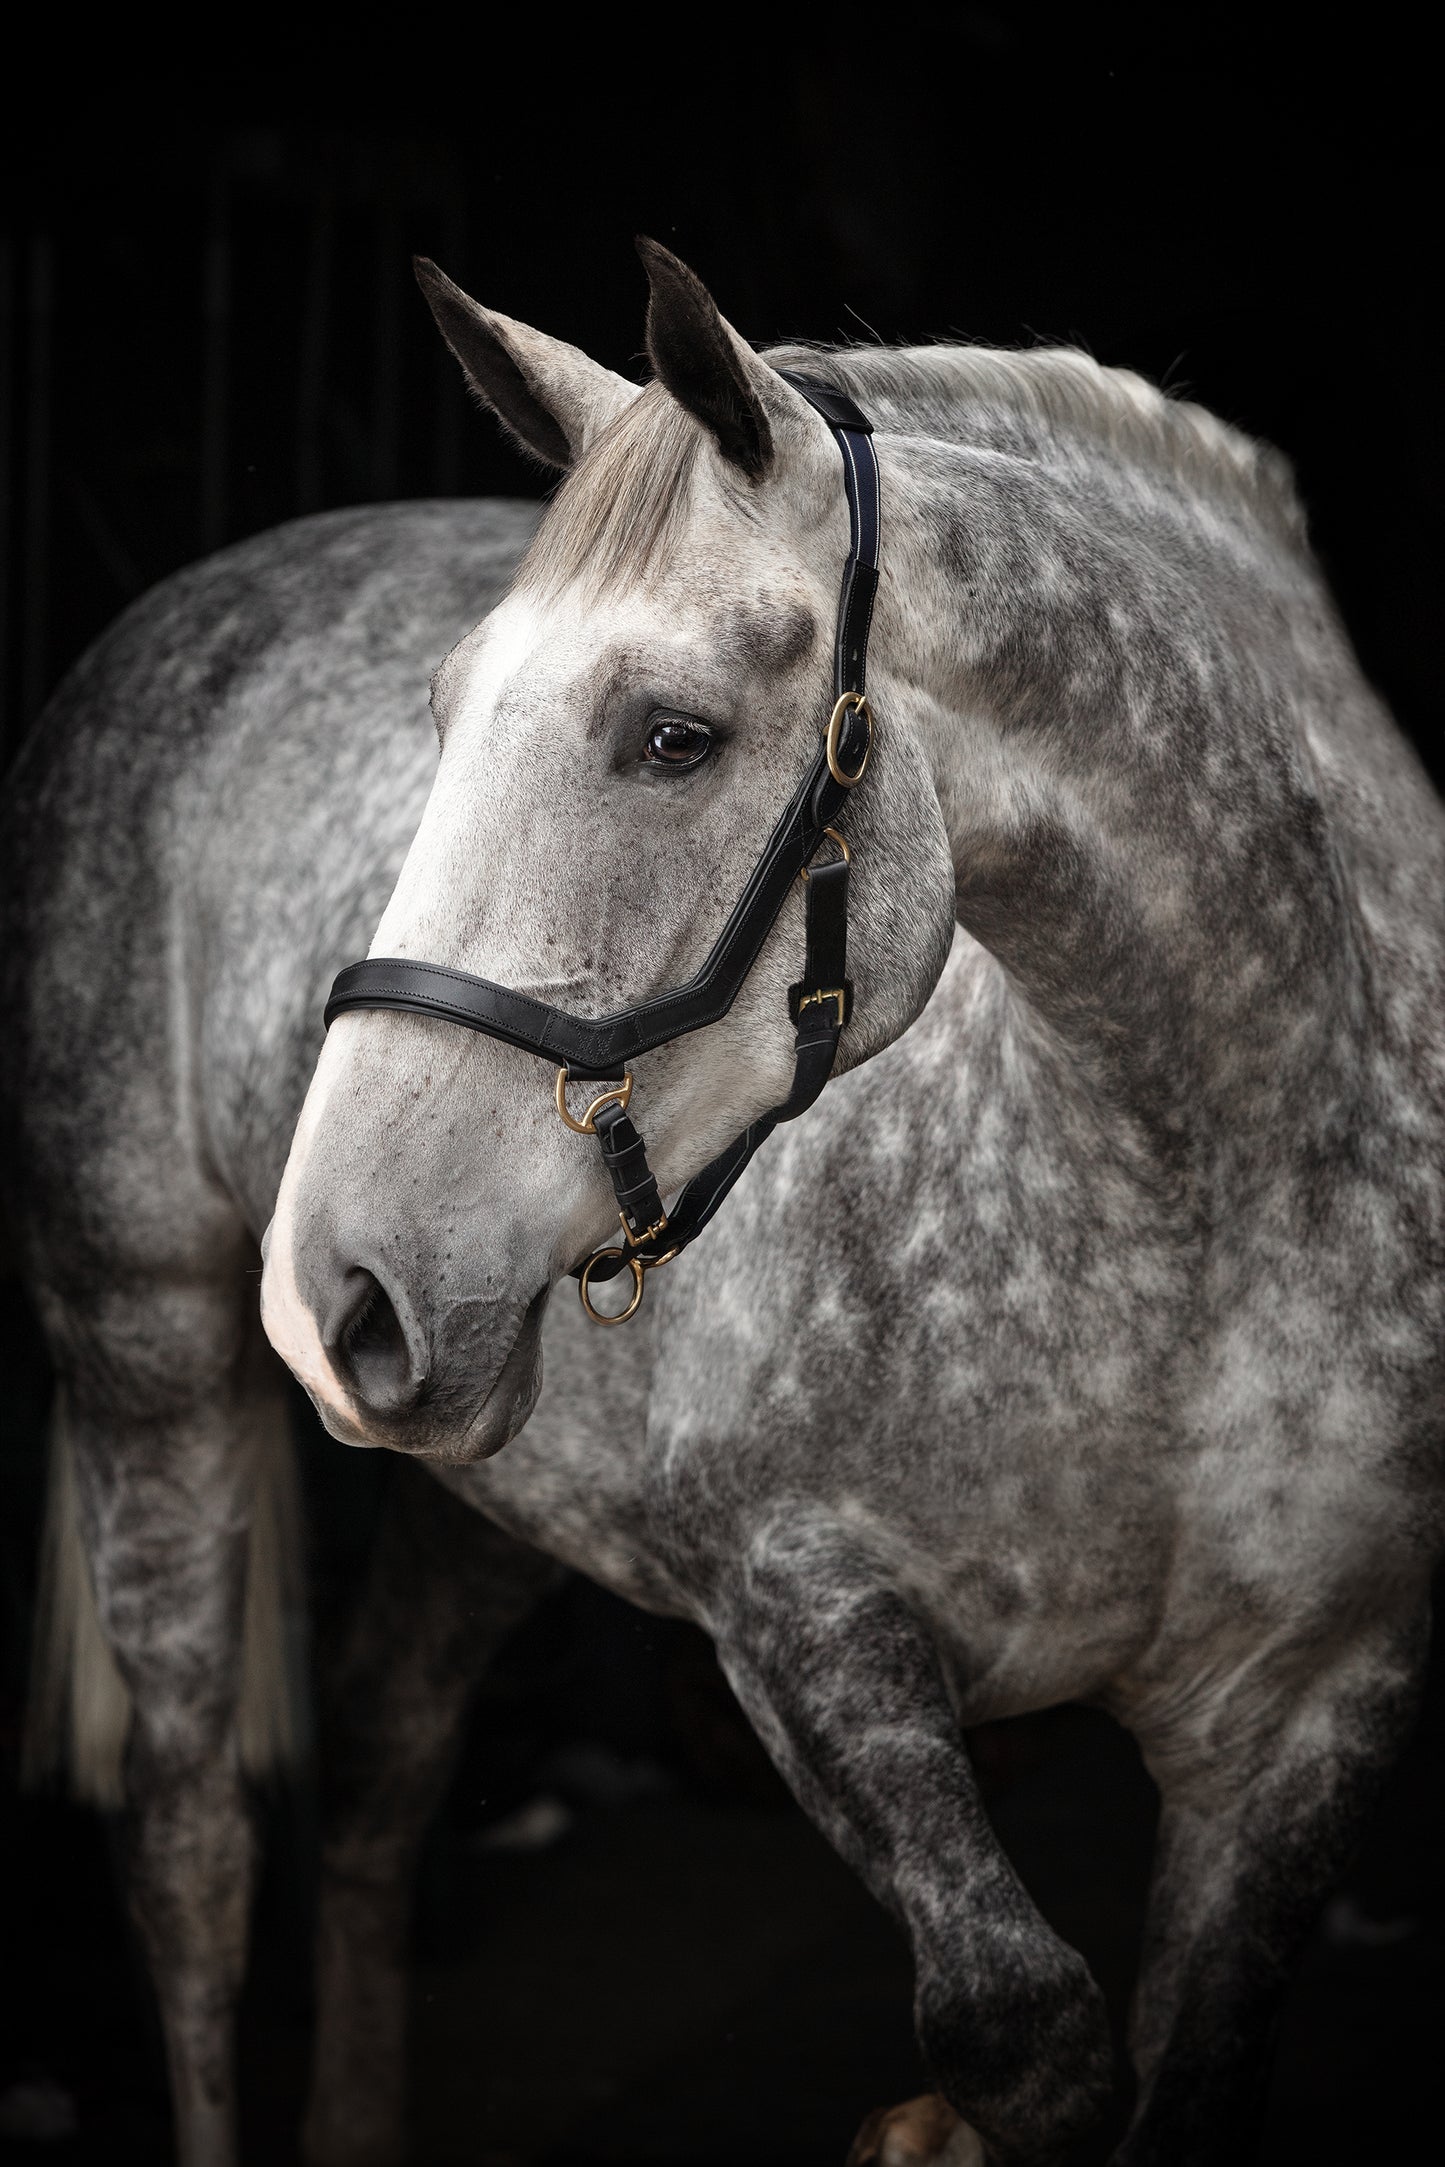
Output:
23,1386,306,1805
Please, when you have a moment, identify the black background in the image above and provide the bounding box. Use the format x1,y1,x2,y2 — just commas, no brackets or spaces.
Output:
0,17,1438,774
2,16,1441,2165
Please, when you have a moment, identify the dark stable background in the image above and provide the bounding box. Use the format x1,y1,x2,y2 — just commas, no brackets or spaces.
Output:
1,16,1441,2166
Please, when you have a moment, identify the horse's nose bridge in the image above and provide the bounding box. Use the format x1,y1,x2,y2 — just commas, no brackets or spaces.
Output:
264,1013,555,1410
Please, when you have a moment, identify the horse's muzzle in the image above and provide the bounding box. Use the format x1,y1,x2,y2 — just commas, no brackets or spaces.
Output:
313,1257,547,1460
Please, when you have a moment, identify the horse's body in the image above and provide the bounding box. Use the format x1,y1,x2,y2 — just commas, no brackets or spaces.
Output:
5,249,1444,2167
2,499,558,2162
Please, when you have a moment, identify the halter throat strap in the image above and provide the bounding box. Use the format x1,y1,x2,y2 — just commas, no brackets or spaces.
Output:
323,371,881,1319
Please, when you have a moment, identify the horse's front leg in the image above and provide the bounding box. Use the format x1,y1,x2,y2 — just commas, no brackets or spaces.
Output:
1119,1616,1427,2166
714,1513,1113,2166
55,1298,289,2167
303,1461,559,2167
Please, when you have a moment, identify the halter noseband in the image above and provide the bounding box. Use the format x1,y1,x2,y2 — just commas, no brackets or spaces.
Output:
324,374,880,1322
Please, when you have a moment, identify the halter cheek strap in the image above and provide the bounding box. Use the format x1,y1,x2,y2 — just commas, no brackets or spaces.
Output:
324,373,880,1322
576,817,856,1318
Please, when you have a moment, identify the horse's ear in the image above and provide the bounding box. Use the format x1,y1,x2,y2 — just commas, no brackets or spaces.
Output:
414,258,637,470
636,237,780,480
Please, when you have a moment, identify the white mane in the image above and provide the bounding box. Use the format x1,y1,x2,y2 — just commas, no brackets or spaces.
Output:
765,338,1306,545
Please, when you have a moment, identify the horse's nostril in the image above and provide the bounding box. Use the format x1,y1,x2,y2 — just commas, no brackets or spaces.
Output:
329,1267,426,1419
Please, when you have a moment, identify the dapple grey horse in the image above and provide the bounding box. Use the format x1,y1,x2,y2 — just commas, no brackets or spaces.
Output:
4,242,1442,2167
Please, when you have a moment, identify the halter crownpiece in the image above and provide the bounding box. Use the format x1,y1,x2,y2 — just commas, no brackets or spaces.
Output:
325,373,881,1321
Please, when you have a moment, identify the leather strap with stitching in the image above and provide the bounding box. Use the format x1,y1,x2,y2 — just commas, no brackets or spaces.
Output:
579,834,852,1283
325,714,868,1077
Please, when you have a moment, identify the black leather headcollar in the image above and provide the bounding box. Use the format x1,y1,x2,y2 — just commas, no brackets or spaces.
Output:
324,371,881,1319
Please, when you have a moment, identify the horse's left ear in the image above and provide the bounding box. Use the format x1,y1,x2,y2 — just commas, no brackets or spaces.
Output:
415,257,637,470
637,237,800,481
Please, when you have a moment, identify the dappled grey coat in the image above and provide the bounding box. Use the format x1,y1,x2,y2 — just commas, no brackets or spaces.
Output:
4,244,1443,2167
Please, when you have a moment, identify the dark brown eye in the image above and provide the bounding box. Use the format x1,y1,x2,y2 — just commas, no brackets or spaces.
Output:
641,713,714,769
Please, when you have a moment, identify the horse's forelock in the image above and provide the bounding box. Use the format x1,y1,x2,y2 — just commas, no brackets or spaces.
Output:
516,384,705,602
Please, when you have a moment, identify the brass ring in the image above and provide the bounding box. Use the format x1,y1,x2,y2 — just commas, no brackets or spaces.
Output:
825,692,873,787
555,1067,633,1136
799,825,852,881
578,1250,645,1325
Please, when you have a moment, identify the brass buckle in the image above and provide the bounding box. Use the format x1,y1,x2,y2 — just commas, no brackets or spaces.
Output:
797,987,847,1027
825,693,873,787
622,1208,671,1249
798,825,851,881
555,1066,633,1136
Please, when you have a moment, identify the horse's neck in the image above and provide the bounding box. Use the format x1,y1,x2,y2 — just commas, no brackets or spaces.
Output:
888,433,1366,1185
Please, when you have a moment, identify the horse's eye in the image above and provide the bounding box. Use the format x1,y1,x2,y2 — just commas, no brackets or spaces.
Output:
641,713,714,769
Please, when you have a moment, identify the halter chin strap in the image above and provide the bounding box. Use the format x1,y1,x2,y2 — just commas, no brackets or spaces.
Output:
324,372,880,1322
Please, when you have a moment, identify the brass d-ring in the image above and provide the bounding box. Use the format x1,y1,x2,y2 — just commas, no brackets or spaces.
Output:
555,1067,633,1136
799,825,852,880
579,1250,645,1325
826,692,873,787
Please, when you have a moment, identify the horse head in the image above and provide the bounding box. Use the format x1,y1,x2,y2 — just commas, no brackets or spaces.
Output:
261,243,955,1458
